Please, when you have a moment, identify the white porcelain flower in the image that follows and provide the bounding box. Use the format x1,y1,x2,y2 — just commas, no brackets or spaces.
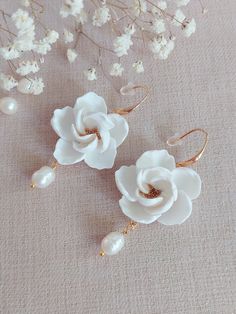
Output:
115,150,201,225
51,92,129,169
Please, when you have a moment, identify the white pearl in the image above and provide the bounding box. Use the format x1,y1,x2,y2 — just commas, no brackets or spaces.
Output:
17,78,32,94
0,97,18,115
31,166,55,188
101,232,125,256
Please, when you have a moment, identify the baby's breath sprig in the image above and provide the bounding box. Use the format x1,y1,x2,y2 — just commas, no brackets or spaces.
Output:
0,0,59,95
60,0,206,84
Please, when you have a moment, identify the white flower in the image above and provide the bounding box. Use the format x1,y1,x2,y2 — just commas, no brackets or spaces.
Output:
175,0,191,7
182,18,196,37
11,9,34,31
45,30,59,44
51,92,129,169
124,24,136,36
132,60,144,73
0,45,21,60
33,40,51,55
149,36,174,60
29,77,44,95
14,27,35,51
113,34,133,57
110,63,124,77
133,0,147,17
93,6,111,27
16,60,39,76
67,48,78,63
172,9,186,27
60,0,84,18
151,19,166,34
0,73,18,91
76,9,88,24
21,0,31,7
63,29,74,43
84,68,97,81
157,1,167,10
115,150,201,225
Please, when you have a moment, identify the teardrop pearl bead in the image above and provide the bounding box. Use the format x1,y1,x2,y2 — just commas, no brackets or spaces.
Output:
17,78,32,94
31,166,55,188
101,232,125,256
0,97,18,115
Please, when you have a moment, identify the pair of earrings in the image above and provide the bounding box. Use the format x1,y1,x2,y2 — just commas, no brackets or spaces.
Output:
31,88,208,257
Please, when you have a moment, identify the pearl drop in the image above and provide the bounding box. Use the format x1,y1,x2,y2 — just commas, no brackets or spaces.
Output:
17,78,32,94
0,97,18,115
101,232,125,256
31,166,55,188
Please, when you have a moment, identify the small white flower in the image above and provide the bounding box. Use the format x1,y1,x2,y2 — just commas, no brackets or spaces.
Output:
11,9,34,31
113,33,133,57
132,60,144,73
29,77,45,95
172,9,186,27
51,92,129,169
124,24,136,36
14,27,35,52
21,0,31,7
182,18,196,37
0,45,21,60
33,40,51,55
76,9,88,24
110,63,124,77
0,73,18,91
92,6,111,27
60,0,84,18
115,150,201,225
84,68,97,81
157,1,167,10
151,19,166,34
16,60,39,76
149,36,174,60
175,0,191,7
63,29,74,43
67,48,78,63
133,0,147,17
45,30,59,44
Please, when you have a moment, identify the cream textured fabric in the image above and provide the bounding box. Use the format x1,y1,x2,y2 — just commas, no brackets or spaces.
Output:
0,1,236,313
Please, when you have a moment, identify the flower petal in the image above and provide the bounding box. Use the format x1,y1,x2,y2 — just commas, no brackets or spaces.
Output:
108,114,129,147
172,167,201,200
136,150,176,171
73,137,98,154
53,139,84,165
119,196,160,224
84,138,117,169
74,92,107,114
83,112,114,130
115,165,137,202
51,107,75,141
157,191,192,225
99,129,111,152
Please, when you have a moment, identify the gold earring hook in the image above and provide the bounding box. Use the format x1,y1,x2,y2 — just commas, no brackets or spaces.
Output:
113,85,150,115
167,128,208,167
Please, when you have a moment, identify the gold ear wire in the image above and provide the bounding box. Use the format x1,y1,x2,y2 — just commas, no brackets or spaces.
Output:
167,128,209,168
113,85,150,115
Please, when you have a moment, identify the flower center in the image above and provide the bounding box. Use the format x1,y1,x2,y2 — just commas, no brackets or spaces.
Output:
139,184,162,199
80,128,101,140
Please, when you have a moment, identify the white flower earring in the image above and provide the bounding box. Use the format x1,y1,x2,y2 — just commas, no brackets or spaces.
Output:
31,86,149,189
100,129,208,256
